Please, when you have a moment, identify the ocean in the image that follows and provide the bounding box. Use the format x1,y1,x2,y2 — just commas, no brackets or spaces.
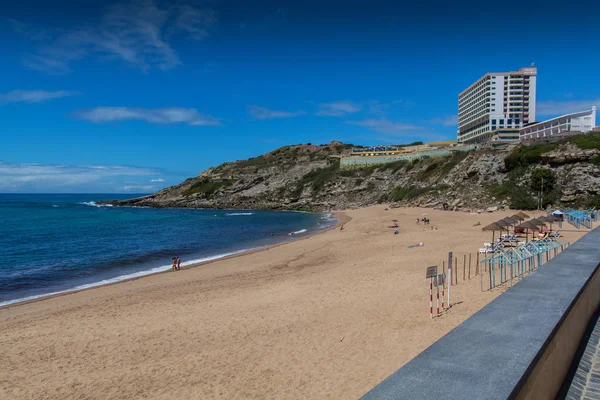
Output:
0,194,337,306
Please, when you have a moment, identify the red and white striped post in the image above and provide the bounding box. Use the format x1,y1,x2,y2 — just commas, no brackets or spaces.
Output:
441,282,445,310
429,279,433,319
436,282,440,315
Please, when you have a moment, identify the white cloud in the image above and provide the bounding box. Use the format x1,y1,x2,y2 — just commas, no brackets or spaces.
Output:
345,118,422,135
537,99,599,116
0,90,80,104
73,107,221,126
172,4,217,40
366,99,409,116
15,0,216,74
1,17,50,41
429,114,458,126
122,185,156,191
247,105,305,119
316,101,361,117
0,161,162,193
150,178,165,182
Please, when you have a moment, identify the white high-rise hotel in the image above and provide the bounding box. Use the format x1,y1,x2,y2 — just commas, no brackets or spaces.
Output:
457,66,537,143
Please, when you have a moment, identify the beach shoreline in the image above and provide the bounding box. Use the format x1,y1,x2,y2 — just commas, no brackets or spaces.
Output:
0,211,350,310
0,206,589,399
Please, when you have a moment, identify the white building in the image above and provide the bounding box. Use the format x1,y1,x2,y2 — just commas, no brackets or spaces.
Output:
520,107,597,140
457,66,537,144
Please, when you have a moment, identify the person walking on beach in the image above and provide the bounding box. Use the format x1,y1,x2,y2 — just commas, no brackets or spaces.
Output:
177,257,181,271
172,257,177,272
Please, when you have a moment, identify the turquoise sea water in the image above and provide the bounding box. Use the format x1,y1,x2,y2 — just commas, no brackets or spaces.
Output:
0,194,336,306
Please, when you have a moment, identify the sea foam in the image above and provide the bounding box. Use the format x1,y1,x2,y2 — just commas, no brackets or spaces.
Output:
288,229,307,235
77,201,113,208
0,249,253,308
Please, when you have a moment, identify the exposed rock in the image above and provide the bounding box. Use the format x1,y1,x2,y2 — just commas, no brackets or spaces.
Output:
542,143,600,165
101,138,600,212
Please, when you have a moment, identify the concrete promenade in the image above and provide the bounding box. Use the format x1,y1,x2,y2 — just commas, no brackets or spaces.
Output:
362,228,600,400
566,314,600,400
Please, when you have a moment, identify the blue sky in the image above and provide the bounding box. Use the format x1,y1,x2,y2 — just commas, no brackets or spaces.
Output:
1,0,599,193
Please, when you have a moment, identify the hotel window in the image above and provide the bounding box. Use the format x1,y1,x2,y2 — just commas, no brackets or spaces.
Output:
492,119,496,124
500,119,504,124
507,119,512,124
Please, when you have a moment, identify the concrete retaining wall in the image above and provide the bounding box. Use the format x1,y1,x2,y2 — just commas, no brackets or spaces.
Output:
340,145,477,168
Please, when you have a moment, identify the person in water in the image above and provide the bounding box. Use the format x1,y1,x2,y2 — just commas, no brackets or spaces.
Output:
177,257,181,271
172,257,177,272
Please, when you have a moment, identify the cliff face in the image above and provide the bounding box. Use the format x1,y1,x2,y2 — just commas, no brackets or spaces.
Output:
105,136,600,211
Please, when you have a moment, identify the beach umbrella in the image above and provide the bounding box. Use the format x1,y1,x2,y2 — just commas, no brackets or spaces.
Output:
501,216,520,232
539,215,560,232
529,218,548,228
495,219,513,236
516,220,540,242
482,222,505,247
511,213,526,222
516,212,530,219
528,218,548,235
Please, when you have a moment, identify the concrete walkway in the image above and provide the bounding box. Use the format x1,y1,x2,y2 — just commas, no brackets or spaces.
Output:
567,314,600,400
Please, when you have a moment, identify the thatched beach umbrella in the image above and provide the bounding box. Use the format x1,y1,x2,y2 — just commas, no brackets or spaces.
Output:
501,216,520,232
529,218,548,228
529,218,548,236
516,220,540,243
483,222,505,247
495,219,513,236
549,214,562,230
541,215,561,232
511,213,526,222
516,211,530,219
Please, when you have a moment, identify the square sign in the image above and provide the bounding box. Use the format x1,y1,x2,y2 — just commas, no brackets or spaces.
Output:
435,273,446,287
426,266,438,279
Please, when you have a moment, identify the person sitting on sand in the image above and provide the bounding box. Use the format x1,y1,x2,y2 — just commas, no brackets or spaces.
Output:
340,225,345,231
172,257,177,272
416,218,420,224
177,257,181,271
394,228,399,235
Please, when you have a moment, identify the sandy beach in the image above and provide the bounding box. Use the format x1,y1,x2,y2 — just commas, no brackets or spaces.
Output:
0,206,588,399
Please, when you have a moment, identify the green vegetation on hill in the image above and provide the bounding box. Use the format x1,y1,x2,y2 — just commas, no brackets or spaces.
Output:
184,180,232,197
416,151,470,180
487,167,559,210
504,143,559,171
291,162,340,198
567,132,600,150
173,137,599,210
505,132,600,172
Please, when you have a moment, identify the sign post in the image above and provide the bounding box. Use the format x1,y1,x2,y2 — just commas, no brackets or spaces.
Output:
435,273,446,315
447,252,453,307
426,266,438,319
